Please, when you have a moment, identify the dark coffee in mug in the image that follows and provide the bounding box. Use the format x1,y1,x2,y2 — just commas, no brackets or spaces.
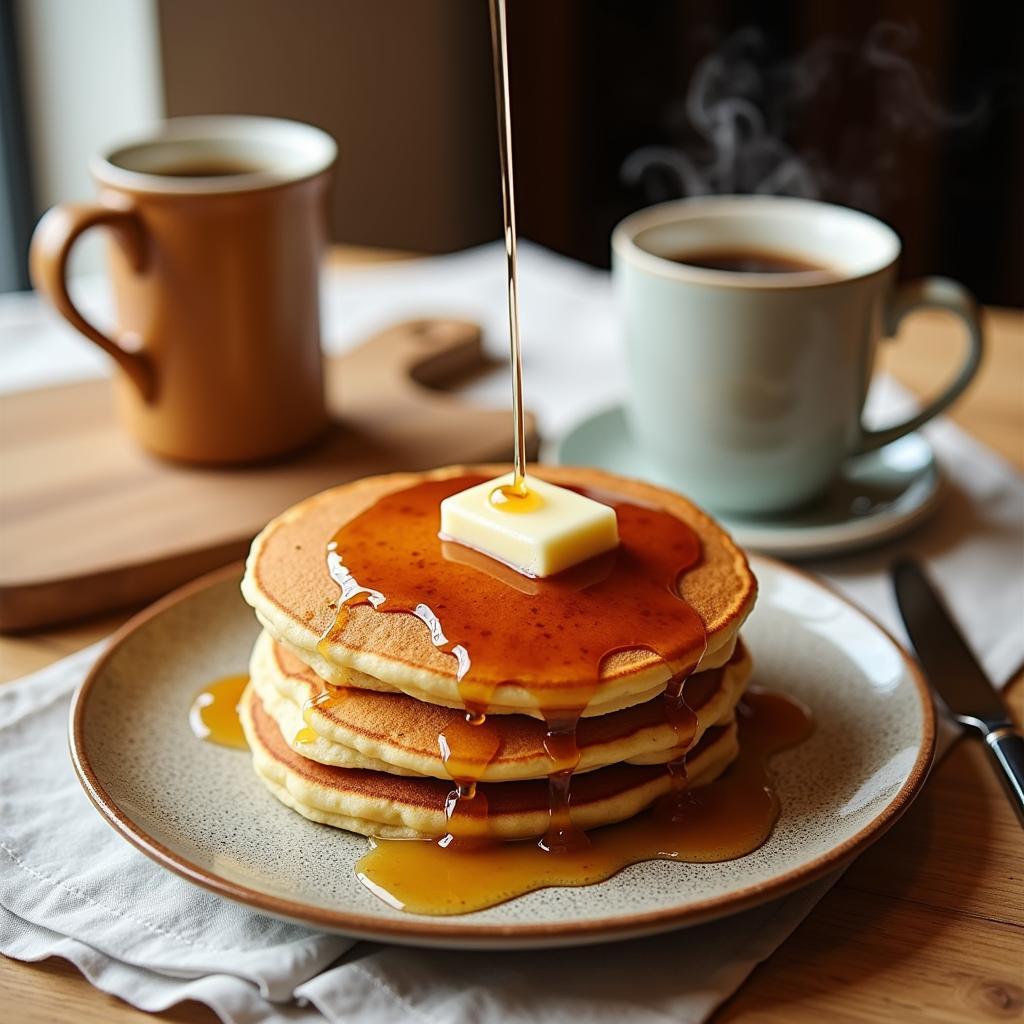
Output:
666,248,826,274
153,159,268,177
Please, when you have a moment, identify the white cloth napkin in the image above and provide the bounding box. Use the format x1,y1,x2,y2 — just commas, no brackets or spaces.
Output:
1,243,1022,1023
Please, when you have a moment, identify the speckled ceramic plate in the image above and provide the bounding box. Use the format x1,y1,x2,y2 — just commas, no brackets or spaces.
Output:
70,558,934,950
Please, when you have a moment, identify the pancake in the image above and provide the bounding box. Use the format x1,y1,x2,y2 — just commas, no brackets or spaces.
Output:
240,684,741,840
242,465,757,717
249,629,752,781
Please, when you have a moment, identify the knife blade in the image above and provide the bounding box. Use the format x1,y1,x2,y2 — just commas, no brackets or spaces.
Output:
892,559,1024,827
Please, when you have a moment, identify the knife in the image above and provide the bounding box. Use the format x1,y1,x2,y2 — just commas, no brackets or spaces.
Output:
892,559,1024,827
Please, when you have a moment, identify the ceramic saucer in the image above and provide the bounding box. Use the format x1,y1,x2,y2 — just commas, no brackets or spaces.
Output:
556,406,942,560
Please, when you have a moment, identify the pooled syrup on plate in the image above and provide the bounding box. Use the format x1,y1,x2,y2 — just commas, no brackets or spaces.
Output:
189,674,249,749
357,691,813,915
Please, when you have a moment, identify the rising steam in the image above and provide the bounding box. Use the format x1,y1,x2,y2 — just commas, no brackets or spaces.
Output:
621,22,989,209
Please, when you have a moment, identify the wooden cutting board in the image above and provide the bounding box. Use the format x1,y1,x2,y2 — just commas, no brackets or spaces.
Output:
0,318,537,632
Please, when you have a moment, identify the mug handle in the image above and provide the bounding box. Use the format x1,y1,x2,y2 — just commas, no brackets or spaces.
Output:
29,199,156,402
854,277,984,454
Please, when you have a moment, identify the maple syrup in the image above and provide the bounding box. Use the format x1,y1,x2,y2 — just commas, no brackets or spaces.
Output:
489,483,543,513
189,674,249,749
489,0,527,497
316,473,707,847
356,690,812,914
320,479,704,697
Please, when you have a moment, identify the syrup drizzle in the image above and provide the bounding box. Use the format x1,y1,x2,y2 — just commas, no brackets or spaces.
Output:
314,474,706,852
189,674,249,750
356,690,813,915
297,686,348,744
540,716,586,852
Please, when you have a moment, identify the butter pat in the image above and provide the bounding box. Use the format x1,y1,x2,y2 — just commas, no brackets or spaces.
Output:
439,474,619,577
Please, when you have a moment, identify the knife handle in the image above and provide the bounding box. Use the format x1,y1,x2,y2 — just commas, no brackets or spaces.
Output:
985,727,1024,828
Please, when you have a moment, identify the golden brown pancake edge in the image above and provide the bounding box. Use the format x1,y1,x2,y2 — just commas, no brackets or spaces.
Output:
241,465,757,715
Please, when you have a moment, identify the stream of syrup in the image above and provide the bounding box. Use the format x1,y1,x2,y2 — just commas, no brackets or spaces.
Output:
490,0,528,498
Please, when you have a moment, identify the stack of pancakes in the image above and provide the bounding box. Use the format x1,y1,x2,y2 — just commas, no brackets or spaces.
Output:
240,466,757,841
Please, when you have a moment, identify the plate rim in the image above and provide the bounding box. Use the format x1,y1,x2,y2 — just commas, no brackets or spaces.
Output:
69,558,936,946
554,403,942,559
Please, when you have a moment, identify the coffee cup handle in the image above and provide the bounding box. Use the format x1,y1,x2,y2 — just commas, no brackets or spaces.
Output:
854,277,984,455
29,200,156,402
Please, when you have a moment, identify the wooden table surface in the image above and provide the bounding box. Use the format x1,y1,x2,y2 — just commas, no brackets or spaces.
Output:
1,248,1022,1023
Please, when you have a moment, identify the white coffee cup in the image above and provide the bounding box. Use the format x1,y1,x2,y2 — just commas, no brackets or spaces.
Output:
611,195,984,515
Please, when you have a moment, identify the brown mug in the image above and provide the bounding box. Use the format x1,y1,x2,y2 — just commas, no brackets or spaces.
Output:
30,116,336,465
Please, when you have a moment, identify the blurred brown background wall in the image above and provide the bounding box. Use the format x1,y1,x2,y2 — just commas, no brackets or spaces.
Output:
158,0,499,254
157,0,1022,305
